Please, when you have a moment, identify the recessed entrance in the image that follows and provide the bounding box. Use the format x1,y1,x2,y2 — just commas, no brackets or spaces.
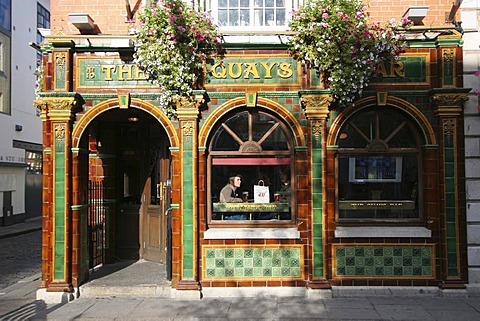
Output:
82,107,171,269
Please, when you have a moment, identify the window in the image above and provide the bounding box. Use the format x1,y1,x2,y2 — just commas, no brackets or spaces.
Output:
208,109,294,225
36,3,50,45
0,33,9,114
208,0,293,30
336,107,422,222
26,151,42,174
0,0,11,36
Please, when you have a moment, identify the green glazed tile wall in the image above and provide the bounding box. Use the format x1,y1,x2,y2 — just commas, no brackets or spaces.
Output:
182,127,194,279
203,246,303,280
444,134,459,277
55,53,66,90
54,125,66,279
334,245,434,278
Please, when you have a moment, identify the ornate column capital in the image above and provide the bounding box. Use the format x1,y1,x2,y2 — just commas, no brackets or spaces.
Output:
431,93,468,117
173,95,204,119
34,95,85,121
300,94,334,119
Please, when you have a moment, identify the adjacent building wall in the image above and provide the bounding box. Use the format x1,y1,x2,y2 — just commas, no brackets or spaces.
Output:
462,0,480,292
0,0,50,225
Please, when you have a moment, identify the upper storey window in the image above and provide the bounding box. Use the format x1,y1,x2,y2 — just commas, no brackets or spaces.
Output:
208,0,294,31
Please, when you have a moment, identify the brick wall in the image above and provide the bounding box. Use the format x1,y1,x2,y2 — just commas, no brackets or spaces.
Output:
51,0,457,36
51,0,133,35
368,0,455,26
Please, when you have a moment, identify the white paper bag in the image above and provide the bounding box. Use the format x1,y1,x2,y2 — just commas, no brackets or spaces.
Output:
254,180,270,203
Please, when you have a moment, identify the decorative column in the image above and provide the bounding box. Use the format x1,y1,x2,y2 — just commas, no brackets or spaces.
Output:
301,93,334,289
173,95,204,291
431,91,469,289
34,95,84,293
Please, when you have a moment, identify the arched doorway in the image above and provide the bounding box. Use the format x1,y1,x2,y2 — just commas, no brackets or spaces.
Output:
78,105,172,268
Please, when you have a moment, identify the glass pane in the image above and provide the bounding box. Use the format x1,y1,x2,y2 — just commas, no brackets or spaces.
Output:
240,0,249,7
240,9,250,26
260,125,289,150
218,0,228,7
276,0,285,7
276,9,285,25
212,126,242,151
211,164,292,220
229,0,239,7
338,154,419,220
337,109,419,149
265,0,274,7
254,9,263,26
229,10,239,26
218,10,228,26
265,9,274,25
254,0,263,7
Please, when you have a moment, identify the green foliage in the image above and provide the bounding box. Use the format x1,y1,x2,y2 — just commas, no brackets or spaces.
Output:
133,0,224,113
288,0,405,107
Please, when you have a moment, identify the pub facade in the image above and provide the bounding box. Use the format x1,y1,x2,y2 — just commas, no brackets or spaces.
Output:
36,1,471,301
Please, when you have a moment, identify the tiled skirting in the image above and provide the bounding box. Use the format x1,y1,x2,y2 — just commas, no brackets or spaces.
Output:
202,245,304,280
333,244,435,279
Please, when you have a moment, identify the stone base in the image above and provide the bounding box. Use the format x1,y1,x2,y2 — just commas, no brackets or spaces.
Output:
439,288,469,298
36,288,75,304
171,288,202,299
306,288,333,299
332,286,440,297
466,284,480,297
201,287,306,298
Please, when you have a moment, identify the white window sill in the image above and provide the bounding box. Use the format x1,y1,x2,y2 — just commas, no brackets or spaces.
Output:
335,226,431,238
204,228,300,240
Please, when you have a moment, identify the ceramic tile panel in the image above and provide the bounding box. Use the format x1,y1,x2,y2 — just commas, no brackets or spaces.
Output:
203,245,303,280
333,244,435,279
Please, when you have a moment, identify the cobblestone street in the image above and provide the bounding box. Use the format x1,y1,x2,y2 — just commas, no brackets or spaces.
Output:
0,230,41,290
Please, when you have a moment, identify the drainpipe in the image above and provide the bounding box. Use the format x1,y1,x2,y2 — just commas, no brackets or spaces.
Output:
446,0,463,33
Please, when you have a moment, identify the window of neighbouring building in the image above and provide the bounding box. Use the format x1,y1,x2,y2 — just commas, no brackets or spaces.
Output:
0,33,9,114
336,107,423,222
208,108,295,226
36,3,50,44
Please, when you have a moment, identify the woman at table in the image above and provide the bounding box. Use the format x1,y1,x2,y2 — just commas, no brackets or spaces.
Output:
219,174,247,220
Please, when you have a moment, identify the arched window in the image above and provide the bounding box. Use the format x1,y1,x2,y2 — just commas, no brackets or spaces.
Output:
336,107,423,222
208,108,294,226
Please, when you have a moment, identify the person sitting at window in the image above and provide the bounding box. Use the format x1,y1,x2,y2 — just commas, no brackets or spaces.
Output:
219,174,246,220
278,170,291,203
219,174,243,203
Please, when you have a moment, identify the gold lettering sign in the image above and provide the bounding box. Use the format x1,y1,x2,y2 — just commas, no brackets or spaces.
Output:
213,202,290,212
338,200,415,210
209,62,293,80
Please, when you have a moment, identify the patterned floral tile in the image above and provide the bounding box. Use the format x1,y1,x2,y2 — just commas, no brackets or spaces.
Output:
334,244,434,278
203,245,303,280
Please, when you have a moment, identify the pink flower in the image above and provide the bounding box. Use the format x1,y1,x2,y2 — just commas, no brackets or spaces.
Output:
475,71,480,77
322,12,329,18
337,12,343,17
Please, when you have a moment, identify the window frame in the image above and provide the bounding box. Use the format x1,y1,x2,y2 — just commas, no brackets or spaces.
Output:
206,0,294,32
207,108,296,228
335,107,424,224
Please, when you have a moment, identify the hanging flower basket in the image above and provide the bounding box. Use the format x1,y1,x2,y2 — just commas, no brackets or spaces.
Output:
288,0,406,107
133,0,224,114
